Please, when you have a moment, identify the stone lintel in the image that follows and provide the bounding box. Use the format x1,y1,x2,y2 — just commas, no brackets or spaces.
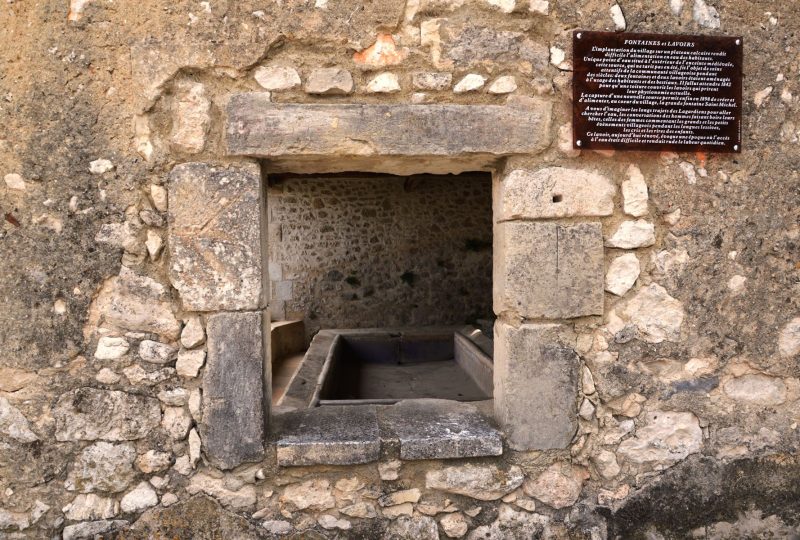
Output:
202,311,267,469
494,322,579,451
224,96,552,174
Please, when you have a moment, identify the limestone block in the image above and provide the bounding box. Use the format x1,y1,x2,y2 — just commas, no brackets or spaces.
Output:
493,322,578,450
168,162,264,311
497,167,615,220
494,222,604,319
54,388,161,442
425,464,523,501
202,311,266,469
65,442,136,493
304,68,354,95
617,410,701,466
225,97,552,173
170,81,210,154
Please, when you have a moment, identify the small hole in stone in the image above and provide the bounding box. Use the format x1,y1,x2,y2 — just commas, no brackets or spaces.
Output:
552,194,563,203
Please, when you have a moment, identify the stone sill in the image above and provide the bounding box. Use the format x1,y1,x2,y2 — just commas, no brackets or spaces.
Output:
272,398,502,467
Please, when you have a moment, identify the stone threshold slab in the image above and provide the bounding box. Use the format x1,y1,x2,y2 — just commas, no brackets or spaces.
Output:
274,399,502,466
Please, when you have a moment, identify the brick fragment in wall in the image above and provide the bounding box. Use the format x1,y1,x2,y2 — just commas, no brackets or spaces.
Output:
168,162,265,311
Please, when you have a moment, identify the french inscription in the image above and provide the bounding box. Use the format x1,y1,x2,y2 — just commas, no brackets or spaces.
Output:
573,31,742,152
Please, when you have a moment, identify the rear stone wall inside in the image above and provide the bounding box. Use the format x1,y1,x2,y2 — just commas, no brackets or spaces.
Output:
267,174,493,336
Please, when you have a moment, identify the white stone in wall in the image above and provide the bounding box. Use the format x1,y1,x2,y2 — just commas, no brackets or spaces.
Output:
617,410,702,466
162,406,192,440
592,450,620,479
578,398,595,420
619,283,684,343
366,72,401,93
453,73,486,93
488,75,517,94
381,503,413,518
529,0,549,14
622,164,648,217
379,488,421,507
754,86,773,108
94,336,130,360
54,389,161,442
426,464,524,501
557,123,580,157
279,480,335,512
727,274,747,293
379,460,402,480
262,520,293,535
145,230,163,260
605,220,655,249
610,4,626,30
318,514,352,530
304,68,354,95
254,66,301,91
440,512,469,538
135,450,172,473
63,494,118,521
89,158,115,174
187,472,257,510
181,315,205,348
723,374,787,406
605,253,640,296
0,397,38,443
486,0,515,13
4,173,26,191
693,0,720,29
670,0,684,16
150,184,167,212
189,428,201,467
169,81,210,154
779,317,800,357
95,368,120,384
522,463,584,509
679,161,697,184
120,482,158,513
498,167,615,219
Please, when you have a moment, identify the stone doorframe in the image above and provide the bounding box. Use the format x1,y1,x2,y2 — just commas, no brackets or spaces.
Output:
168,94,608,467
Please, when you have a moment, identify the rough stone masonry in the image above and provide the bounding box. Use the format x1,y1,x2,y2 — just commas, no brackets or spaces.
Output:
1,0,800,539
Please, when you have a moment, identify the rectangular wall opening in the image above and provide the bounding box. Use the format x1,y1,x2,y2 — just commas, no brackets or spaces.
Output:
266,171,494,407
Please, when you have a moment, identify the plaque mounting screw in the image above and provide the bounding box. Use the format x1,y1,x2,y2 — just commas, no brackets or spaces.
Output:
577,32,582,39
733,144,739,151
576,140,582,147
735,39,741,45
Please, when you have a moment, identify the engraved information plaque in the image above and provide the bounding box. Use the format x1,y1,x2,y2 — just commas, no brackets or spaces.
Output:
573,31,743,152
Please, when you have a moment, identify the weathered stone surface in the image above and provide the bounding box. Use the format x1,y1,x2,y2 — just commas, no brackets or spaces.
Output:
186,472,257,510
176,349,206,378
0,397,38,443
280,480,335,512
412,71,452,90
617,410,702,466
366,72,401,93
494,222,604,319
593,450,621,479
381,399,502,460
353,33,409,68
0,368,37,392
384,516,439,540
605,253,640,296
494,322,578,450
722,374,787,405
444,25,550,71
379,489,421,507
202,311,266,469
90,268,181,339
304,68,354,95
497,168,615,220
425,464,523,501
466,505,550,540
180,315,205,349
619,284,685,343
127,495,262,539
225,97,552,173
138,340,176,364
488,75,517,94
62,520,129,540
605,219,656,249
778,317,800,357
63,494,118,520
66,441,136,493
453,73,486,93
121,481,159,513
54,388,161,442
440,512,470,538
622,165,649,217
254,66,301,91
170,81,210,154
135,450,172,474
274,405,379,466
94,336,130,360
162,406,192,439
522,463,585,509
168,162,264,311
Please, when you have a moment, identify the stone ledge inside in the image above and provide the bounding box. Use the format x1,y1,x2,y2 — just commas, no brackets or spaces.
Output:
273,398,502,467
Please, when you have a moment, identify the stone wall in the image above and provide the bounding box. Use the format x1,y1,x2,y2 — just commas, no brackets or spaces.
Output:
1,0,800,539
268,174,493,336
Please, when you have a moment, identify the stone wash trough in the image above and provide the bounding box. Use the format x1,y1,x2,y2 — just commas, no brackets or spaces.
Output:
273,327,501,467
